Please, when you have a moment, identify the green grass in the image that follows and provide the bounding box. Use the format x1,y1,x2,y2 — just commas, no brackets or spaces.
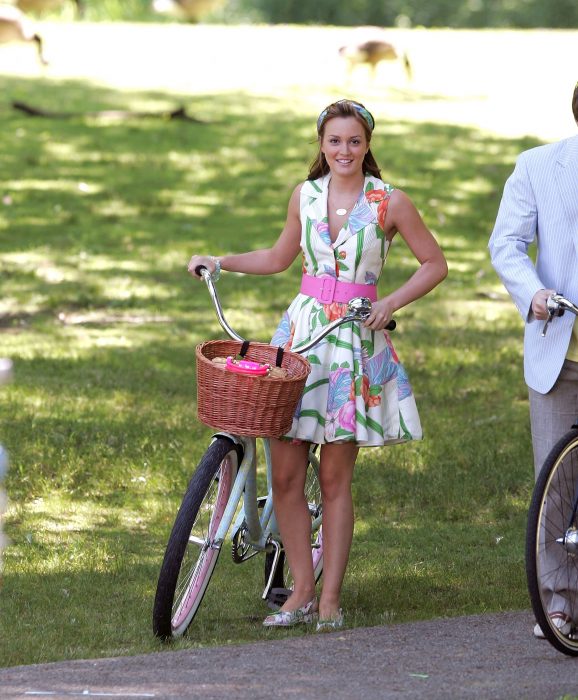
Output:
0,25,548,667
19,0,181,22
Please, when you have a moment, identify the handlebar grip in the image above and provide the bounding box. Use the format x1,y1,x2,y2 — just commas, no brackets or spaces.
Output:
195,265,208,276
386,319,396,331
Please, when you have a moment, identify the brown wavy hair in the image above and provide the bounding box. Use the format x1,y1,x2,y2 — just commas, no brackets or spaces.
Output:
307,100,382,181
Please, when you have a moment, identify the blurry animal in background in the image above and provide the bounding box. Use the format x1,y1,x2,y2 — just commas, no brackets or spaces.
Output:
152,0,225,22
15,0,83,16
0,4,48,65
339,37,412,82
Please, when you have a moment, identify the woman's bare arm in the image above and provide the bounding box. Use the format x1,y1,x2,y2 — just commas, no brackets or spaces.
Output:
364,189,448,330
188,184,303,278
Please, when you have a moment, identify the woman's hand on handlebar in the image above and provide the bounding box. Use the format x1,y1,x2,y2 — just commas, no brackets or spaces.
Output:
187,255,218,279
363,297,395,331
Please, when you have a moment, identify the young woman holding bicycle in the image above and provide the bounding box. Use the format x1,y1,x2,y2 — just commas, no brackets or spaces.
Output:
188,99,447,630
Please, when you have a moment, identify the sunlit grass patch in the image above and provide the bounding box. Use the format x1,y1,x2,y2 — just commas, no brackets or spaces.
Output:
0,24,553,667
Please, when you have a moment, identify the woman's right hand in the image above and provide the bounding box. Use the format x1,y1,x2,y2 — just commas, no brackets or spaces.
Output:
187,255,218,279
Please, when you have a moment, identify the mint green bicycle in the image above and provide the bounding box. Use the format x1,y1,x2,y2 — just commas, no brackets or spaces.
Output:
0,359,12,580
152,268,394,640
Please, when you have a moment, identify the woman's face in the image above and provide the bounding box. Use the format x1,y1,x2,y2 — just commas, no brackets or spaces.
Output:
320,116,369,177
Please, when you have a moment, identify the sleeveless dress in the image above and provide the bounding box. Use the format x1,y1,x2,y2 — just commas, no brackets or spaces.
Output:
271,173,422,447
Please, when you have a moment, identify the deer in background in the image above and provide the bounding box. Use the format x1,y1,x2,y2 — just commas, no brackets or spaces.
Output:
339,36,412,82
0,4,48,65
152,0,225,22
15,0,84,17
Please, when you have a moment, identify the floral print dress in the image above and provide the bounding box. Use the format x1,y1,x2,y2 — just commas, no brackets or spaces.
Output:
271,173,422,447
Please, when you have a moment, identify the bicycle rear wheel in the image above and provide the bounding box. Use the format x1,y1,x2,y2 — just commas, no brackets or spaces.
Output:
153,436,241,640
526,428,578,656
264,455,323,606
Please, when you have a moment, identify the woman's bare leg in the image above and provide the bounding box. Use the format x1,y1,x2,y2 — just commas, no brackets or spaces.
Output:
269,438,317,610
318,442,358,619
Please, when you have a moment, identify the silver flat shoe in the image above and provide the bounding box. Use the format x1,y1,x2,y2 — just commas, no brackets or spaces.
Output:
263,598,318,627
316,608,344,632
534,612,573,639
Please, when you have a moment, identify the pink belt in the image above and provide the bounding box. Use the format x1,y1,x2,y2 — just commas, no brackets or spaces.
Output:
300,274,378,304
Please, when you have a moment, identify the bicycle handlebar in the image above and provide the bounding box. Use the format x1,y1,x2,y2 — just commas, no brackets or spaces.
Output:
541,293,578,337
195,266,396,353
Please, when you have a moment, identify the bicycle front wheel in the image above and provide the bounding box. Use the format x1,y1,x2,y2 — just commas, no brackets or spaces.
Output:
153,436,241,640
526,428,578,656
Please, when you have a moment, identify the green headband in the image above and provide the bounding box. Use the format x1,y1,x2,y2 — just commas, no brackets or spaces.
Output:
317,100,375,133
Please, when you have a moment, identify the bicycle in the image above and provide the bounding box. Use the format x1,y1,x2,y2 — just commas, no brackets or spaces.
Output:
526,293,578,656
152,268,395,640
0,359,12,583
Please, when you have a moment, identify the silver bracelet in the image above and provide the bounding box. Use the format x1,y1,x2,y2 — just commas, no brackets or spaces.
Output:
209,256,221,281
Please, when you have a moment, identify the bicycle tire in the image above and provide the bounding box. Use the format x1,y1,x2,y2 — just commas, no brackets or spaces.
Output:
526,428,578,656
264,456,323,602
153,436,241,640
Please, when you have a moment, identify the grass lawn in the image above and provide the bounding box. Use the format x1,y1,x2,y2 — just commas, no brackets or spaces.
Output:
0,22,576,666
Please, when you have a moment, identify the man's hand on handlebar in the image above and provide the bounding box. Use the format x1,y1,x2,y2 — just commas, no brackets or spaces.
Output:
532,288,557,321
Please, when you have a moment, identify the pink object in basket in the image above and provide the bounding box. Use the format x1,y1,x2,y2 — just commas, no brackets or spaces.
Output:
225,357,271,376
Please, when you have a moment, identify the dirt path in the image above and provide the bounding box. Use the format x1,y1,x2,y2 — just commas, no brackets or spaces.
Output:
2,611,578,699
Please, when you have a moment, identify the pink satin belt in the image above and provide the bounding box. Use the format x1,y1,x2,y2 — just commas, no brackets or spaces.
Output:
300,274,378,304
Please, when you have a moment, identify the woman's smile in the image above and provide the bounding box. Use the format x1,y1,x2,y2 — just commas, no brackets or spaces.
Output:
321,116,368,175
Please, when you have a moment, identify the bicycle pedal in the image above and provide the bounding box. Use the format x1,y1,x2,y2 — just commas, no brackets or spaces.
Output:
265,587,292,610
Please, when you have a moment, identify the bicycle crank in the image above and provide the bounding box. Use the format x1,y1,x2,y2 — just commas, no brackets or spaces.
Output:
231,524,260,563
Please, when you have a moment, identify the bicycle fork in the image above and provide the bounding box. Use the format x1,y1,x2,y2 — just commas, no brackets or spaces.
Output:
557,484,578,555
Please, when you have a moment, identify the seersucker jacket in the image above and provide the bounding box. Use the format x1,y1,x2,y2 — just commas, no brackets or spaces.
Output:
489,134,578,394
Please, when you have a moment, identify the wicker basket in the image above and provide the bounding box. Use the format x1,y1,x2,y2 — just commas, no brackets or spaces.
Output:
196,340,311,437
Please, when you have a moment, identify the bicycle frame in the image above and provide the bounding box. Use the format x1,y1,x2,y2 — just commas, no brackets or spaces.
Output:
210,433,267,551
207,430,322,599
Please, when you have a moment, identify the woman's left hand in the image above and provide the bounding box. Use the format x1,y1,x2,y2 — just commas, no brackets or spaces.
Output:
363,297,395,330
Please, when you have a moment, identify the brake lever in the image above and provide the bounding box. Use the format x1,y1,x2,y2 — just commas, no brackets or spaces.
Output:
541,293,565,337
345,296,396,330
541,311,555,337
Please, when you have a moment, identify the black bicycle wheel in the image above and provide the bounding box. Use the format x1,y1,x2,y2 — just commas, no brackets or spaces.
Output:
526,428,578,655
153,436,242,640
264,456,323,607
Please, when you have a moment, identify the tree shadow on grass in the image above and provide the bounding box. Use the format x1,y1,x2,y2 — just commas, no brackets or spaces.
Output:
0,73,546,658
0,72,541,339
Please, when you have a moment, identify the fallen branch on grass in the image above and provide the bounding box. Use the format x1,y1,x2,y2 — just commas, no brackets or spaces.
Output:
12,101,203,122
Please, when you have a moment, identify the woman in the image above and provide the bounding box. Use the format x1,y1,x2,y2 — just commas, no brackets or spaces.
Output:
188,99,447,630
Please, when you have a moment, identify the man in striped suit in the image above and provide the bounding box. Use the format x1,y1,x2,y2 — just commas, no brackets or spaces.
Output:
489,82,578,639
